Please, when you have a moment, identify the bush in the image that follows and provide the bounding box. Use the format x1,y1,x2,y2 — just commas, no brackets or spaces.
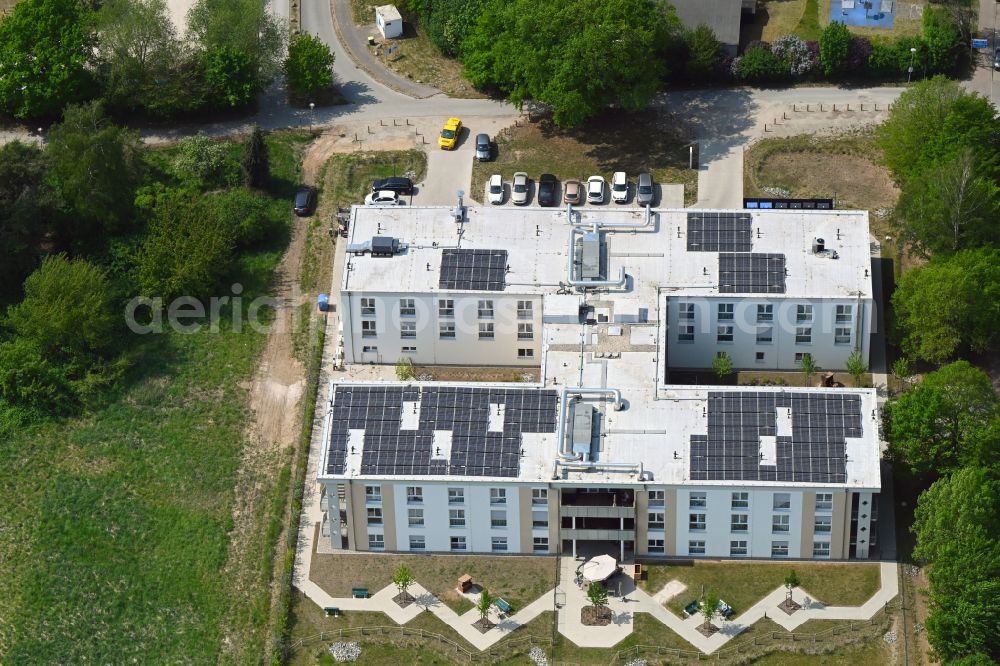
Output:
285,33,335,99
205,188,284,247
172,134,232,187
922,7,961,74
846,36,871,72
771,35,815,77
203,45,257,108
684,24,723,81
819,21,851,76
734,46,787,83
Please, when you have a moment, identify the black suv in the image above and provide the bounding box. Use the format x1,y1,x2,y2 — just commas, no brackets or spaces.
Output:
371,177,414,196
293,186,317,216
537,174,557,206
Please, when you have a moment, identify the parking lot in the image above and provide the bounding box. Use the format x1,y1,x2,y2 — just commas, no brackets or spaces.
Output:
481,173,682,208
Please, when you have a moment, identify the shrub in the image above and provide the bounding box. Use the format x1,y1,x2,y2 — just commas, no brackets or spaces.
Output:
203,45,257,108
735,46,787,83
922,7,961,74
846,36,871,72
684,24,723,81
771,35,815,77
819,21,851,76
172,134,231,187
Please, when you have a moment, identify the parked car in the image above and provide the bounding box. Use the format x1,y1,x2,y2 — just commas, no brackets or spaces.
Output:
611,171,628,203
475,133,492,161
563,179,583,205
636,172,654,206
487,174,504,205
586,176,606,204
371,176,413,195
293,186,317,216
364,190,402,206
538,173,557,206
511,172,530,205
438,117,462,150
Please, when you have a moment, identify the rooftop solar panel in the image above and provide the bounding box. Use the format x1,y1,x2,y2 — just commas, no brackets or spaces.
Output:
439,249,508,291
718,253,787,294
686,212,753,252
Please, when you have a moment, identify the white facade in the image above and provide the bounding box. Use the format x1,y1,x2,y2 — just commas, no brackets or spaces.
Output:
374,4,403,38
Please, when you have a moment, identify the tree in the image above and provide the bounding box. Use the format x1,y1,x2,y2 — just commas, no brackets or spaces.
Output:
701,590,720,626
819,21,851,76
875,77,999,186
892,148,1000,257
476,587,494,625
0,0,94,118
172,134,230,187
285,33,335,99
45,101,143,242
800,353,819,385
186,0,285,87
395,357,415,381
711,352,733,381
586,582,608,611
242,127,270,189
684,25,722,81
885,361,998,473
202,45,258,108
0,337,73,412
784,570,801,601
845,350,868,388
922,6,962,74
462,0,682,127
891,248,1000,362
392,565,414,601
734,46,787,83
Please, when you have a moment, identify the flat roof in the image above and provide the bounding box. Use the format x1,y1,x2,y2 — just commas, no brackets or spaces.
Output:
342,205,873,301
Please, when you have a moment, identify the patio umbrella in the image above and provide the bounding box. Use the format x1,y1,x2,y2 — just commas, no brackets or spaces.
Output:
580,555,618,583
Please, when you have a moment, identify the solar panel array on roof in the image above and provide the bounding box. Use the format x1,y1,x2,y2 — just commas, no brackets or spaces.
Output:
326,386,557,477
718,253,787,293
687,212,753,252
439,249,507,291
689,392,863,483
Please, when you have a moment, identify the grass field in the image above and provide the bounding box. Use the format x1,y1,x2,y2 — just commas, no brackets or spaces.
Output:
0,132,312,664
471,114,698,206
640,560,882,617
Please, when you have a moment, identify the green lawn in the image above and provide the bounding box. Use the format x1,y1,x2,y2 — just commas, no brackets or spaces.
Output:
0,132,312,664
640,561,882,617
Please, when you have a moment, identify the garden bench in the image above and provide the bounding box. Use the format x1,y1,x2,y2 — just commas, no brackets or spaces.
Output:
494,598,513,617
351,588,370,598
324,607,341,617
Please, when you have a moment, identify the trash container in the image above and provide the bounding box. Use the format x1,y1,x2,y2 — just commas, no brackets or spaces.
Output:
317,294,330,312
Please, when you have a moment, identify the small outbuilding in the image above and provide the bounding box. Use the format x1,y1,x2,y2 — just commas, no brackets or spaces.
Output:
375,4,403,39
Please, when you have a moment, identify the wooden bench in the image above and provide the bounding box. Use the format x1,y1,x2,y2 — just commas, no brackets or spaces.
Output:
494,598,513,616
324,607,342,617
351,588,370,599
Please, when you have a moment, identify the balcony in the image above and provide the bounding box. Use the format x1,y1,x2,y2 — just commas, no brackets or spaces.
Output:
560,505,634,519
560,527,634,541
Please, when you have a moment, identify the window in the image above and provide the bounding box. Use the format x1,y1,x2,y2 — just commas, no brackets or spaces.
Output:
368,533,384,550
773,493,791,510
401,346,417,354
365,485,381,502
794,352,805,363
689,513,706,531
771,541,789,557
648,512,665,530
678,324,694,342
730,540,748,556
836,304,853,324
361,298,376,316
367,507,383,525
532,488,548,505
533,537,549,553
835,327,851,345
479,323,495,340
490,510,507,528
731,514,748,532
717,325,734,342
772,514,790,533
814,516,832,534
796,304,813,323
816,493,833,511
732,492,749,509
689,492,706,508
532,510,548,529
648,490,665,507
400,322,416,339
718,303,734,321
406,486,423,503
450,536,467,551
756,326,773,344
491,537,508,552
407,508,424,527
648,539,665,554
438,299,454,317
518,348,534,358
517,300,533,318
689,540,706,555
477,300,494,318
439,323,456,339
518,323,534,340
813,541,831,558
399,298,415,317
362,345,378,353
448,488,464,504
756,352,765,361
757,304,773,322
361,320,377,338
409,535,426,550
679,302,695,320
449,509,466,527
795,327,812,344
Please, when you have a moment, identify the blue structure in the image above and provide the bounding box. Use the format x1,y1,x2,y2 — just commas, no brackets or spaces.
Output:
317,293,330,312
829,0,895,29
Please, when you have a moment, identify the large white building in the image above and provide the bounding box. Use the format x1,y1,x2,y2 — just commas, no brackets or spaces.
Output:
319,202,882,561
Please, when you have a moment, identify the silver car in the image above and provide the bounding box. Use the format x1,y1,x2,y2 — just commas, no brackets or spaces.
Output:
636,172,654,206
512,172,529,205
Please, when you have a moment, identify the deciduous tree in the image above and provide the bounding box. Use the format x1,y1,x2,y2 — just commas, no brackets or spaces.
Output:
285,33,335,99
845,350,868,387
587,582,608,611
819,21,851,76
712,352,733,381
684,25,723,81
186,0,284,87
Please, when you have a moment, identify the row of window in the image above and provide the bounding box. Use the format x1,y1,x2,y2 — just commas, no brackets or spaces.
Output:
365,486,549,505
369,507,550,529
359,345,534,358
367,534,550,553
678,325,852,345
680,303,854,324
684,492,833,511
361,298,535,320
644,539,831,558
684,512,833,534
361,320,535,340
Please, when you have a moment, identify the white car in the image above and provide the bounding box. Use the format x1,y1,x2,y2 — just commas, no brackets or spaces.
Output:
364,190,402,206
512,172,529,205
487,174,504,205
586,176,606,204
611,171,628,203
